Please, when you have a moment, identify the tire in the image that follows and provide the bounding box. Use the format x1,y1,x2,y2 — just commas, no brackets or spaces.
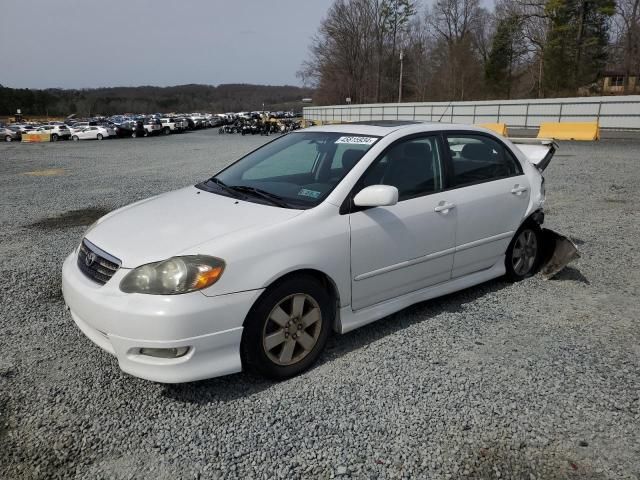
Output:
96,133,103,140
5,135,12,142
163,127,171,135
505,223,542,281
131,131,138,138
241,274,333,379
51,134,58,142
72,135,79,141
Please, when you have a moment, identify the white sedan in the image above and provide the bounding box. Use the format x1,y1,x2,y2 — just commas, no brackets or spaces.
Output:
62,122,556,383
71,126,115,141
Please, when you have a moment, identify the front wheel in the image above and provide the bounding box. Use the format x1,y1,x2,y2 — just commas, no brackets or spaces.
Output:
5,135,12,142
51,134,58,142
96,133,103,140
505,224,541,281
241,275,333,379
72,135,79,141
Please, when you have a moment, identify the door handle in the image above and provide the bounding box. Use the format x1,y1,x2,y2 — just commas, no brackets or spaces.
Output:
434,202,456,213
511,185,528,195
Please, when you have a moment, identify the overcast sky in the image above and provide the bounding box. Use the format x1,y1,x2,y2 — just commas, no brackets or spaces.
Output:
0,0,335,89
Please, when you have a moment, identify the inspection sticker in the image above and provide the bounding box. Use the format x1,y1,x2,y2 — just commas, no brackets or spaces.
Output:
297,188,322,199
335,136,377,145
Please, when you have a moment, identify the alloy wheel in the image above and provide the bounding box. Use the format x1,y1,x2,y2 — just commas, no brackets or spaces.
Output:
512,229,538,276
262,293,323,366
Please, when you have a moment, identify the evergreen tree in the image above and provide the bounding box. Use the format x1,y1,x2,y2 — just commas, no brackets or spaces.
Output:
543,0,615,95
485,15,522,98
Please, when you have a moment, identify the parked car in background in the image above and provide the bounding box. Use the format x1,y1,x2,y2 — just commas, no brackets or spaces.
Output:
2,126,21,142
175,117,189,131
71,126,113,141
209,116,224,128
143,118,162,136
2,126,23,142
10,124,33,134
129,120,147,138
69,122,90,134
102,122,119,137
35,124,71,141
113,121,144,138
160,117,180,135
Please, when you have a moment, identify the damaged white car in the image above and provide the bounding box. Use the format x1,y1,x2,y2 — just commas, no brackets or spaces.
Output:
62,121,576,383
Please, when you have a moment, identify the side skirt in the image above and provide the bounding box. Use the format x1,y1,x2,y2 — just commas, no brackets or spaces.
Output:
338,259,506,334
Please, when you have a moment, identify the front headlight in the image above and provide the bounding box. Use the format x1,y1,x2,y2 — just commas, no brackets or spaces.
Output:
120,255,225,295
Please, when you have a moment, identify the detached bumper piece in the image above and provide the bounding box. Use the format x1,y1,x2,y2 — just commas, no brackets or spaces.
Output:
539,229,581,279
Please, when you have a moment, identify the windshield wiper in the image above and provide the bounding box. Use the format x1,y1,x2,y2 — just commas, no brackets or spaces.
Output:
228,185,291,208
206,177,245,199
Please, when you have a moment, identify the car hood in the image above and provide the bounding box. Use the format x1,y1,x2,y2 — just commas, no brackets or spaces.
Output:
85,186,302,268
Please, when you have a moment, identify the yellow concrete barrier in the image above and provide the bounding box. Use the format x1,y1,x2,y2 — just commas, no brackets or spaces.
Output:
537,122,600,141
22,132,51,143
478,123,508,137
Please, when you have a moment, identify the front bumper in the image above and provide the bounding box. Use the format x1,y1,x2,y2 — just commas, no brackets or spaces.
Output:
61,252,263,383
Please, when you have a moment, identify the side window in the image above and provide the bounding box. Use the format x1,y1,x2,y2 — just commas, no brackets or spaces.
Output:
446,135,522,187
358,136,443,201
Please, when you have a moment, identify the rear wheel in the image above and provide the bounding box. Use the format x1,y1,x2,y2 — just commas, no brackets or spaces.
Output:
96,133,103,140
72,135,79,141
163,127,171,135
51,134,58,142
505,224,541,281
241,275,333,379
5,135,12,142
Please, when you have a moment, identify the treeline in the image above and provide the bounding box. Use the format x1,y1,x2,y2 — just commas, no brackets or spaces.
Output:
0,84,314,116
299,0,640,104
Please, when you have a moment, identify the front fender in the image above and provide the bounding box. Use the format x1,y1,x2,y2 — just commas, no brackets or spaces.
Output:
196,204,352,307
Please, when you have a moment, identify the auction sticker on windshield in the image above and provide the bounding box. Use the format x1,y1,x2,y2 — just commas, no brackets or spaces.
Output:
297,188,322,199
335,136,377,145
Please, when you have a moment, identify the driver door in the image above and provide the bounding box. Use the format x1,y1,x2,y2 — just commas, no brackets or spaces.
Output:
349,135,457,310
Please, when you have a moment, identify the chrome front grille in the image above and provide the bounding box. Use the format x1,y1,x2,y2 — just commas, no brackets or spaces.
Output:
77,239,121,285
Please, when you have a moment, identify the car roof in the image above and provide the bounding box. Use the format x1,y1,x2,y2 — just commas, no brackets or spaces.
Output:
302,121,483,137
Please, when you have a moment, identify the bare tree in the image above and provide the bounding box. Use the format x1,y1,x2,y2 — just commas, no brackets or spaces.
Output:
427,0,485,100
614,0,640,92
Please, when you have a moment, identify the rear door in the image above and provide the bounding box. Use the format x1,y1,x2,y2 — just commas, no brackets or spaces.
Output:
443,133,530,278
349,135,457,310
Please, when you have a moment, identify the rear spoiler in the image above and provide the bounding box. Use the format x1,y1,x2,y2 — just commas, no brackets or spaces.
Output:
510,138,558,172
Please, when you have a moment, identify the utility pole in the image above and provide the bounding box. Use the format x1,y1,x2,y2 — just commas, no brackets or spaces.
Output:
398,50,404,103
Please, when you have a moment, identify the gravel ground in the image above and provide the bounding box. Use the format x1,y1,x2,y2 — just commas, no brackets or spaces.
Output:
0,130,639,480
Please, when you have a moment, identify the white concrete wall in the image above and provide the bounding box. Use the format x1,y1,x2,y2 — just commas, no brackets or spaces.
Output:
303,96,640,130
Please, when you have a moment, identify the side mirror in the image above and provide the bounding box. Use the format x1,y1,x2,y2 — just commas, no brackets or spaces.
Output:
353,185,399,208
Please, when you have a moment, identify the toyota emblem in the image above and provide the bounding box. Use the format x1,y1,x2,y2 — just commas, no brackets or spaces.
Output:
85,251,97,267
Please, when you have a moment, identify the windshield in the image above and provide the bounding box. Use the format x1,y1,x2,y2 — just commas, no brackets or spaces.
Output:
199,131,379,209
